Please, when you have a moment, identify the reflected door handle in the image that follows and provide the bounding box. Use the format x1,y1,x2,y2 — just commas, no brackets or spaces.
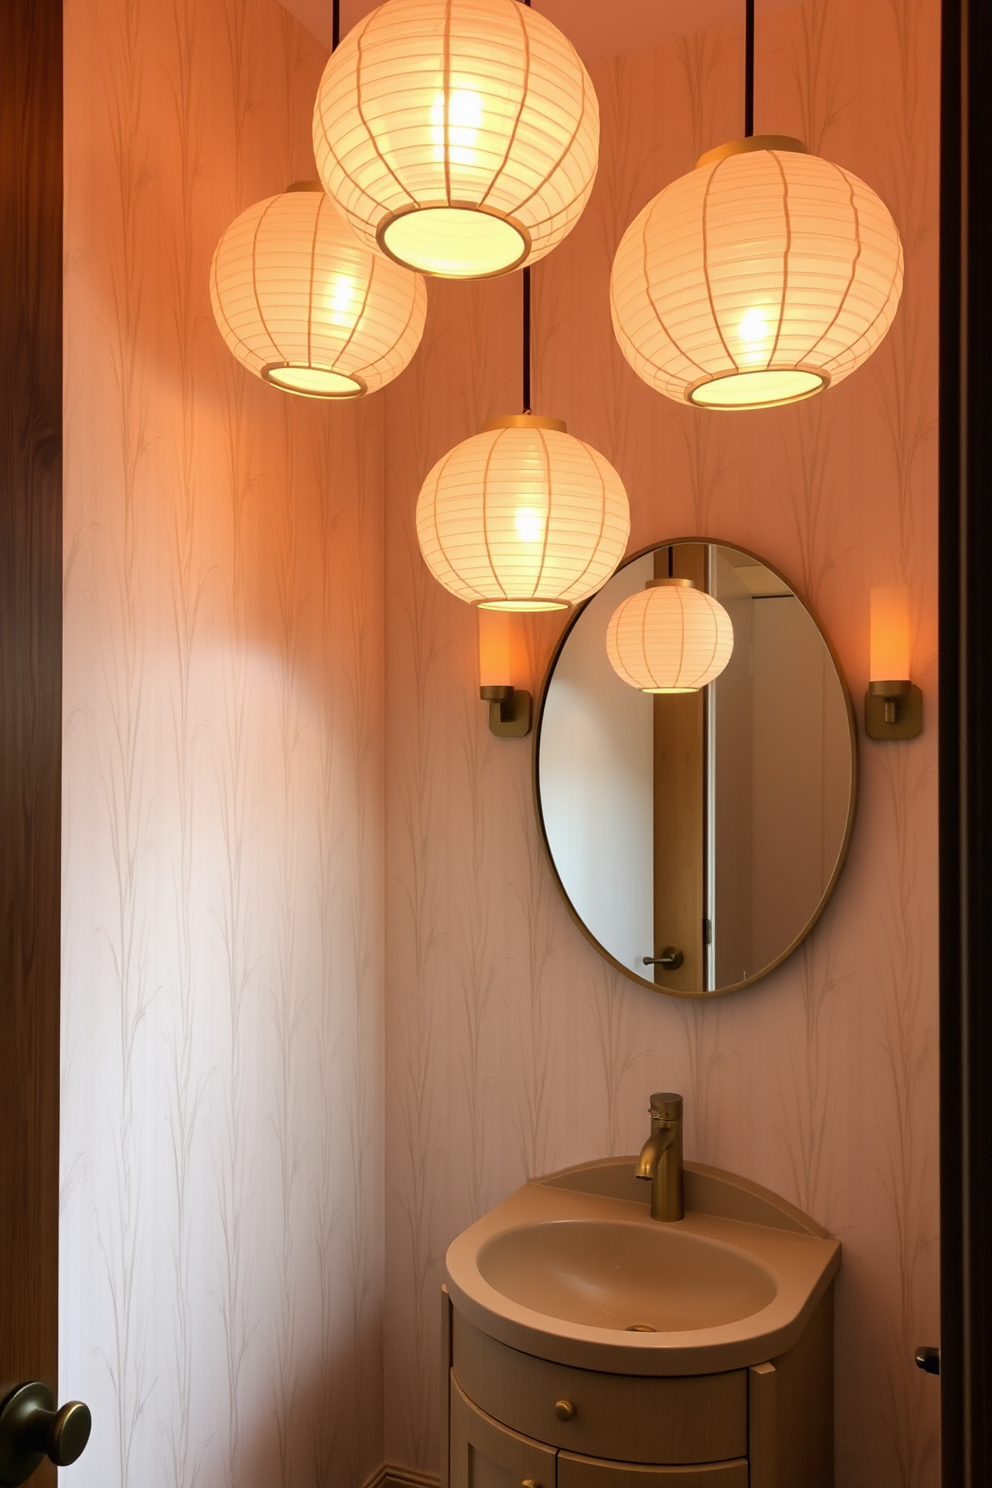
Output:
643,947,684,970
0,1384,92,1485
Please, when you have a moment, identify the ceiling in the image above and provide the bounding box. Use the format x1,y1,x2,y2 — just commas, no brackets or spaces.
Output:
280,0,801,63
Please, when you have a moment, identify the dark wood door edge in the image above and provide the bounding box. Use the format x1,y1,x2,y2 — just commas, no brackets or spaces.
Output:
939,0,992,1482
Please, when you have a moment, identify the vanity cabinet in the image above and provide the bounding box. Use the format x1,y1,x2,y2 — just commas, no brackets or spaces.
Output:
450,1376,747,1488
443,1292,833,1488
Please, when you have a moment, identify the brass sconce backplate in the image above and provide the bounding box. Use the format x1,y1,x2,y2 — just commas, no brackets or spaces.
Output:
480,685,532,738
864,682,923,740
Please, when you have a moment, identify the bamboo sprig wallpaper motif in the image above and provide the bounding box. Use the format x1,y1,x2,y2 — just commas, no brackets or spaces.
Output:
382,3,940,1485
61,1,939,1486
61,1,384,1487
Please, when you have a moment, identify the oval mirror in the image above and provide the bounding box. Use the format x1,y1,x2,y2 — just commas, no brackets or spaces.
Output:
535,541,857,997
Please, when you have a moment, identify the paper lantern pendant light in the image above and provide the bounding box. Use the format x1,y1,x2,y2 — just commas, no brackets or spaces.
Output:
417,413,630,609
610,0,903,411
311,0,600,279
610,136,904,410
607,579,734,692
209,182,427,398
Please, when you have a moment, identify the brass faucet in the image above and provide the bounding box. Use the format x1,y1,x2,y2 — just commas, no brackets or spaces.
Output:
636,1093,684,1221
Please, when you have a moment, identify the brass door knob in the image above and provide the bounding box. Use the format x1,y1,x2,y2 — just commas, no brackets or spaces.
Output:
0,1384,92,1486
554,1399,575,1421
642,947,684,970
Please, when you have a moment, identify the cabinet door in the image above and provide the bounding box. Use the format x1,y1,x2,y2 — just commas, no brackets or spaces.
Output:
558,1453,748,1488
451,1374,557,1488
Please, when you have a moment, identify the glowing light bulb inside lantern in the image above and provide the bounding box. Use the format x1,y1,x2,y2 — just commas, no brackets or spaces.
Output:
514,506,545,544
325,273,357,327
431,88,484,167
737,306,770,365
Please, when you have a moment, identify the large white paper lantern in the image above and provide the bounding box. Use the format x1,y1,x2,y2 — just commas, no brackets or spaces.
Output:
416,415,630,609
610,137,904,410
210,183,427,397
607,579,734,692
312,0,599,279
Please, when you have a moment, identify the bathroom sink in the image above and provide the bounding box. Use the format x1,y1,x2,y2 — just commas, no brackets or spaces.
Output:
477,1218,776,1332
445,1158,840,1375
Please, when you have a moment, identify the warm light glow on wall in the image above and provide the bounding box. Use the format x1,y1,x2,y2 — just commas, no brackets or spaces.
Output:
870,585,911,681
210,184,427,397
416,414,630,610
311,0,600,279
606,580,734,692
610,137,904,410
479,609,514,686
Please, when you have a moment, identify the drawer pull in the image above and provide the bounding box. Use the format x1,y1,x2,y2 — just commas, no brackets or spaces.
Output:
554,1400,575,1422
521,1480,541,1487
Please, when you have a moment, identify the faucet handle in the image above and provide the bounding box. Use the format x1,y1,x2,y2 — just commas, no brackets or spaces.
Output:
649,1092,682,1120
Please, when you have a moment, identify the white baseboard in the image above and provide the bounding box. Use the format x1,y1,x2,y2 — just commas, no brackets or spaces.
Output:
362,1465,440,1488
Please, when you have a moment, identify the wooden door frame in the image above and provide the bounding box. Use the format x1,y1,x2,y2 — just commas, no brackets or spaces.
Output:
0,0,63,1429
939,2,992,1481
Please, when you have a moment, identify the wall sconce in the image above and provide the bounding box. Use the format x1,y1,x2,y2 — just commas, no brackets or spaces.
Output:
865,585,922,740
478,610,531,738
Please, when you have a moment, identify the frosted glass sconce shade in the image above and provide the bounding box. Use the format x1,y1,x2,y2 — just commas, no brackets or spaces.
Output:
416,414,630,610
209,184,427,398
606,579,734,692
869,584,911,682
610,137,904,410
479,609,514,685
478,611,531,737
311,0,600,279
866,583,921,739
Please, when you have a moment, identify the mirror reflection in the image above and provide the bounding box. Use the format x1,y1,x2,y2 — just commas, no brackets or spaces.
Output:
536,541,857,996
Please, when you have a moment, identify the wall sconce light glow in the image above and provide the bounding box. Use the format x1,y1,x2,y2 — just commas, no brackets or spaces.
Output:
606,579,734,692
209,183,427,398
610,137,904,410
416,414,630,610
478,609,531,736
866,583,922,738
312,0,600,279
869,584,911,683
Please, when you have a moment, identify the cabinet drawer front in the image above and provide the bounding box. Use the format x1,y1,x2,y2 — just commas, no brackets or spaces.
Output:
558,1453,748,1488
452,1312,747,1465
450,1375,557,1488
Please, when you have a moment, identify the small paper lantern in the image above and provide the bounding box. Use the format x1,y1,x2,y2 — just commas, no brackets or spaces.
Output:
210,183,427,398
416,415,630,610
312,0,599,279
606,579,734,692
610,137,904,410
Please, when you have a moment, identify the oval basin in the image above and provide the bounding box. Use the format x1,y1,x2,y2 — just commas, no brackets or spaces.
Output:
476,1220,777,1333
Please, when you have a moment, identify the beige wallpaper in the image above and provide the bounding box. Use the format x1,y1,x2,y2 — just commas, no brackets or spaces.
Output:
59,0,939,1484
381,2,940,1485
60,0,386,1485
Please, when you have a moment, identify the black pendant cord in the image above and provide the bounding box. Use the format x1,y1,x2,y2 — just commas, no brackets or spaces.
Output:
332,0,340,50
520,0,532,414
744,0,754,136
522,266,531,413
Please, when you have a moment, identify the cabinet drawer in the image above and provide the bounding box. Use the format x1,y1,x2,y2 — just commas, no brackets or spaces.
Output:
451,1311,747,1465
450,1375,556,1488
559,1453,749,1488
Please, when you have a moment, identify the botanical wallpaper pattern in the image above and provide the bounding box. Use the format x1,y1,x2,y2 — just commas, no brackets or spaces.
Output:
60,0,939,1486
382,2,940,1486
61,0,385,1485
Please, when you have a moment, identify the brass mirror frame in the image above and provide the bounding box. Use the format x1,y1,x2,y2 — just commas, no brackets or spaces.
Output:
533,538,860,999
